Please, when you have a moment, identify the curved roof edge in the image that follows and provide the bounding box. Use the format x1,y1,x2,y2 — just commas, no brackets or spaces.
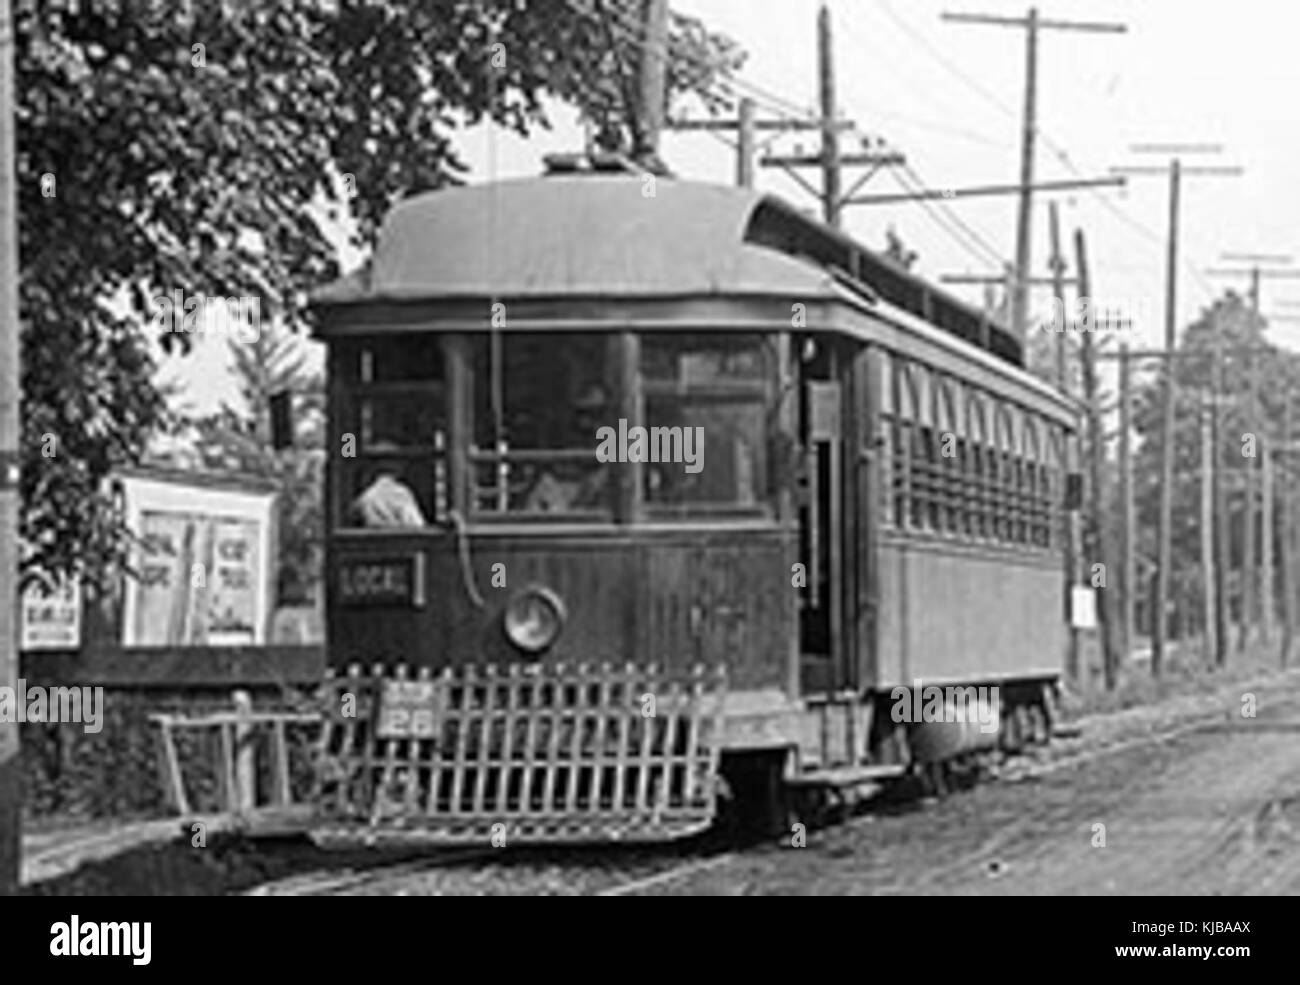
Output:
310,171,1020,364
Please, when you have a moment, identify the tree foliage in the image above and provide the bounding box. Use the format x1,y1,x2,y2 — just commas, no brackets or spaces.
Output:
15,0,743,587
188,323,324,606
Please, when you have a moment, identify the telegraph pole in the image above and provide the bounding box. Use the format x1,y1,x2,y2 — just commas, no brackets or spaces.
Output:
941,8,1126,342
1048,204,1068,390
818,4,840,227
1153,157,1180,677
1110,150,1243,674
1200,395,1216,657
637,0,668,160
1075,228,1121,687
1117,342,1135,659
668,100,830,191
759,5,905,227
0,0,21,896
1205,255,1300,648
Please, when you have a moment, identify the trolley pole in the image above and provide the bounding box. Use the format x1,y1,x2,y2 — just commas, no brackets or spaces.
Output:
0,0,22,896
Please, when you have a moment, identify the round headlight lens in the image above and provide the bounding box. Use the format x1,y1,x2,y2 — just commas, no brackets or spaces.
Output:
503,585,566,654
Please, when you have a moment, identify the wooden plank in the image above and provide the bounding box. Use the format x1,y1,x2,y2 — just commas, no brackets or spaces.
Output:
518,671,543,813
271,717,292,808
611,665,634,811
471,664,497,814
588,666,612,811
447,668,473,813
425,667,455,817
217,722,235,814
634,665,658,811
153,721,190,816
494,664,522,814
565,664,590,813
539,665,567,813
21,644,325,688
656,680,681,812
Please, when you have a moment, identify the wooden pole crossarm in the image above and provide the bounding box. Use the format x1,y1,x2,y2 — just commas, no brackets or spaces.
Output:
845,175,1124,206
941,11,1127,33
941,273,1078,285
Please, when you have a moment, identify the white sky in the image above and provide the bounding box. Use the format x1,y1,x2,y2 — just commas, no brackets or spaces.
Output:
163,0,1300,416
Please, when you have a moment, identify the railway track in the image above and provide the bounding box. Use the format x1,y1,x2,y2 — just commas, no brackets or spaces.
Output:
239,672,1300,896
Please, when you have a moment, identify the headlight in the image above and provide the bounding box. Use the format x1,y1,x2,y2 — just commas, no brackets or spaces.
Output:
502,585,567,654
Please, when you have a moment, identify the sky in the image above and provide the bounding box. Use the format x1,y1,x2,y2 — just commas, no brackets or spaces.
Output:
161,0,1300,416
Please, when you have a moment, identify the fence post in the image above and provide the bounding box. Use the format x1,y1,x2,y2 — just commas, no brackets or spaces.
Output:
233,690,256,814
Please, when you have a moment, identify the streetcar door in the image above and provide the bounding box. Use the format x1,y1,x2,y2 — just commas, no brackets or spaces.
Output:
799,376,843,695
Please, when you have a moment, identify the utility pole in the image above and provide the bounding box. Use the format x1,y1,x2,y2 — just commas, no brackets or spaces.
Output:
1117,342,1135,660
1210,324,1230,668
1048,203,1068,390
0,0,21,896
736,97,755,189
1110,150,1243,675
941,8,1126,342
1153,157,1180,678
636,0,668,160
1205,256,1299,649
668,101,831,191
759,5,905,227
1075,228,1121,688
1283,393,1297,666
1200,395,1217,658
818,4,840,227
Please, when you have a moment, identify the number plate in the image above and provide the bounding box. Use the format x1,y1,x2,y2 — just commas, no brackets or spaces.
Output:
376,680,440,739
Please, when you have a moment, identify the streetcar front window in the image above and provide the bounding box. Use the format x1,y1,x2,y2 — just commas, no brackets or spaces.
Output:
640,333,773,516
470,333,612,518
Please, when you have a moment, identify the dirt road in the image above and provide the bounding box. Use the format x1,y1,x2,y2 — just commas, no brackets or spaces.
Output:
633,690,1300,895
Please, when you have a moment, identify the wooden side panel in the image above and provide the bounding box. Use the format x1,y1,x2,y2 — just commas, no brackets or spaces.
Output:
874,537,1064,686
328,528,798,693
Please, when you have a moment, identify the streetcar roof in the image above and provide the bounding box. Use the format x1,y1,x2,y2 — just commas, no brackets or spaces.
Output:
313,173,829,302
311,170,1021,363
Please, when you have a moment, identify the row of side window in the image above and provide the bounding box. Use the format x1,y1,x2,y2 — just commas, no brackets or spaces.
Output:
878,351,1064,549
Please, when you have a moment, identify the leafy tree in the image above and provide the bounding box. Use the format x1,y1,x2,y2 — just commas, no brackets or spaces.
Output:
1129,291,1286,636
15,0,742,587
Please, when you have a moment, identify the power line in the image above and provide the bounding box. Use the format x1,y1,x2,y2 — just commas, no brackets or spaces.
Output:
890,165,1003,268
874,0,1220,306
898,162,1005,265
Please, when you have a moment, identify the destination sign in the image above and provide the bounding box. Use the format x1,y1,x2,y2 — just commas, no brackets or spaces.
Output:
335,553,426,608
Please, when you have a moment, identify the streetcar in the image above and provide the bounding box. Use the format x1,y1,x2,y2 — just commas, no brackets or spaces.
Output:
173,153,1081,845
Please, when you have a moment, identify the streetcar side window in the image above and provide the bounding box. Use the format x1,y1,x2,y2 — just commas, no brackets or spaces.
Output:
469,333,612,519
333,337,447,529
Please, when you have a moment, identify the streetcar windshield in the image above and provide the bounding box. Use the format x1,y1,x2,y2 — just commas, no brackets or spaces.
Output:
331,331,780,529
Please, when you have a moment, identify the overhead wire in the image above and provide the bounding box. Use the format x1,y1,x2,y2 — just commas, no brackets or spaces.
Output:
873,0,1221,307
